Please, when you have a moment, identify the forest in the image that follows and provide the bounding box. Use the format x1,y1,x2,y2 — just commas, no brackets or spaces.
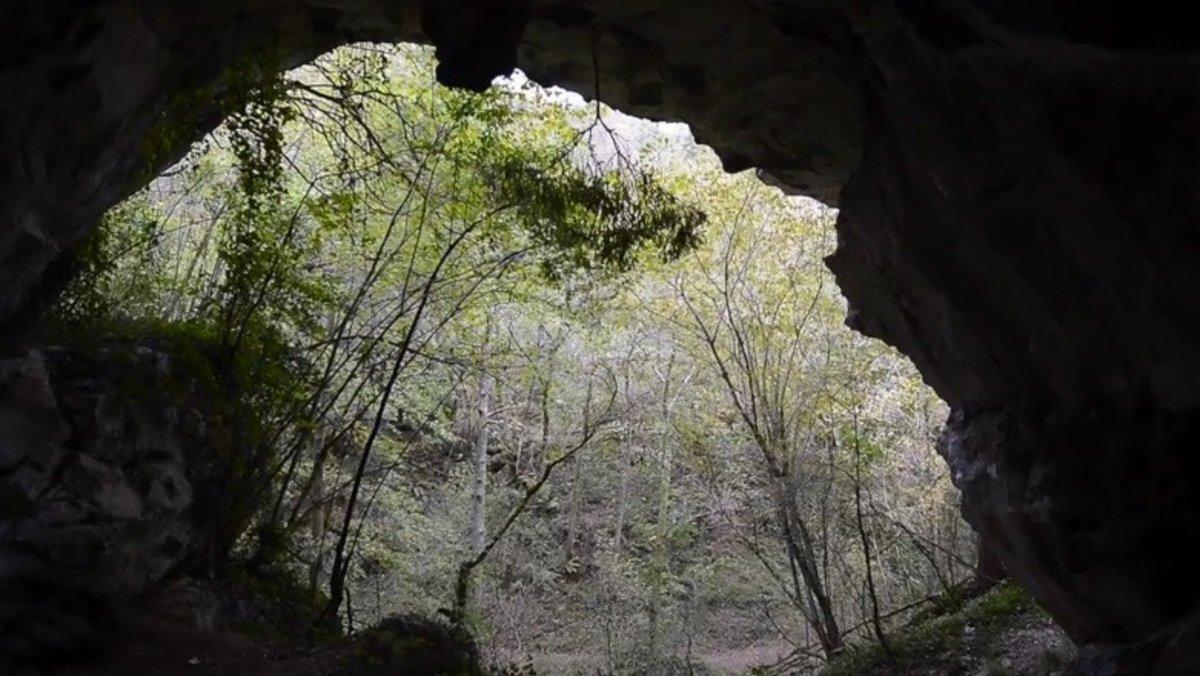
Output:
25,44,1069,674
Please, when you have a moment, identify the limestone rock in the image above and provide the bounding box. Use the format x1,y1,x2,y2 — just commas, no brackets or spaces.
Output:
0,346,219,600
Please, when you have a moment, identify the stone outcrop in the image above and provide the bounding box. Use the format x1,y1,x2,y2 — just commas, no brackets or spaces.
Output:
2,1,1199,671
0,345,226,663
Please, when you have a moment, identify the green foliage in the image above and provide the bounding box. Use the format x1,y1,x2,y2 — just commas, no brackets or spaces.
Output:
841,423,886,465
49,198,162,325
52,43,970,674
226,74,294,218
217,97,316,326
487,156,704,280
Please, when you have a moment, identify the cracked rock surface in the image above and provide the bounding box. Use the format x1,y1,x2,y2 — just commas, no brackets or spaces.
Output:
0,346,221,600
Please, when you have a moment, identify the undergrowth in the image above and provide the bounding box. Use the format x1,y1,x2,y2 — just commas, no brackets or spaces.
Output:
819,582,1046,676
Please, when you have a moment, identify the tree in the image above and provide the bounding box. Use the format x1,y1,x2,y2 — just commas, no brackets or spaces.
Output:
469,372,493,556
675,188,846,657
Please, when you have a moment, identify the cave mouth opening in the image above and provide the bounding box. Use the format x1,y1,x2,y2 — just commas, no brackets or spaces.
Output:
7,42,1046,674
7,3,1200,671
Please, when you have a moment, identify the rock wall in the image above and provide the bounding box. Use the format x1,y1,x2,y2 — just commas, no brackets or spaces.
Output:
0,346,230,589
2,1,1199,671
821,5,1200,669
0,345,226,663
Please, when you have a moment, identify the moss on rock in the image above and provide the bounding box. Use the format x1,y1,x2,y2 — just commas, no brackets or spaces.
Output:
820,583,1070,676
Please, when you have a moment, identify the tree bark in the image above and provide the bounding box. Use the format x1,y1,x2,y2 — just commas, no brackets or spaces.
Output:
564,380,593,564
307,459,329,596
469,372,492,555
613,437,631,554
776,477,844,658
852,417,890,654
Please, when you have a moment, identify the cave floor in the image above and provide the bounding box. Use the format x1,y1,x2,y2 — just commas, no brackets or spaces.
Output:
57,608,333,676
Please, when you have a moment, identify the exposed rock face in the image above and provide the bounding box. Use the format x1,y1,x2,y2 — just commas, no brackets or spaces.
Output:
821,7,1200,670
2,1,1199,671
0,346,222,632
820,6,1200,670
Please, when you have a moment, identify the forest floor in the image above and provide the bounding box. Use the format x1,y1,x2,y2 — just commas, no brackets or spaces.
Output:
43,579,1073,676
818,582,1075,676
520,642,795,675
516,584,1075,675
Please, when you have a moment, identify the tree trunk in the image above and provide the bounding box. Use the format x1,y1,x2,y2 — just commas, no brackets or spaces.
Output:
538,378,551,473
649,428,674,659
776,478,843,658
613,437,631,554
648,356,676,659
564,380,593,564
469,373,492,555
852,418,890,653
564,452,583,562
307,460,329,596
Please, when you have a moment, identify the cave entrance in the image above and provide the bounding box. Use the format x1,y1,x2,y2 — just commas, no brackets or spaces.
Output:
11,43,1051,674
